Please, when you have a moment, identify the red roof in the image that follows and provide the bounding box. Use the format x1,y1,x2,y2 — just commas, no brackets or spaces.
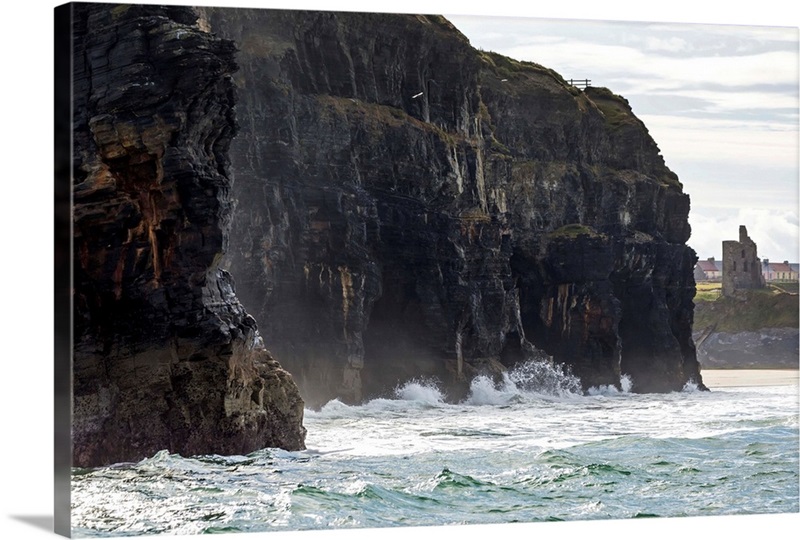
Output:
697,260,720,272
768,262,793,273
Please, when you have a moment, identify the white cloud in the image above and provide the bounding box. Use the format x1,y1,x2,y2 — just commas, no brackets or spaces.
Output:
643,36,691,53
641,89,798,113
640,114,798,168
502,43,798,92
689,207,799,262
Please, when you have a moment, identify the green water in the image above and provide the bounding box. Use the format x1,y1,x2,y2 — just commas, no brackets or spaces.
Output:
71,367,799,537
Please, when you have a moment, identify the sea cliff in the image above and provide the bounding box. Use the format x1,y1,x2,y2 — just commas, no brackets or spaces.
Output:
71,4,707,464
71,4,305,467
200,8,705,406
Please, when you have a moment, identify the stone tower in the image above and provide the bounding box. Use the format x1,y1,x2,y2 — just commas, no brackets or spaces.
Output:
722,225,765,297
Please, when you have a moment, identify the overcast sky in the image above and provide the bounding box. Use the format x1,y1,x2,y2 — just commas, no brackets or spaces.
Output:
445,14,799,262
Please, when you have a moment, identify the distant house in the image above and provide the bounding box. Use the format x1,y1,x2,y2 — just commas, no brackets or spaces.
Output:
762,259,799,282
695,257,722,281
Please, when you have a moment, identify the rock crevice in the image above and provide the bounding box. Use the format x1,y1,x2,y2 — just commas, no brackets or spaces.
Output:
199,8,705,406
72,4,306,467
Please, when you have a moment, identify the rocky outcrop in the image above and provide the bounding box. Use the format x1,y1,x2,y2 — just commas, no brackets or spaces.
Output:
199,8,705,406
71,4,305,467
695,328,799,369
694,288,799,369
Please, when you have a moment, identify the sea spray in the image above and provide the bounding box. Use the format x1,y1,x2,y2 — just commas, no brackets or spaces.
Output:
621,374,633,393
507,360,583,396
681,379,701,393
465,360,584,405
587,374,634,396
393,378,446,405
464,374,522,406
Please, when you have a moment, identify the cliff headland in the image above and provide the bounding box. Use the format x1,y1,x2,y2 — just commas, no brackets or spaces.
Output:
71,4,705,466
202,7,704,406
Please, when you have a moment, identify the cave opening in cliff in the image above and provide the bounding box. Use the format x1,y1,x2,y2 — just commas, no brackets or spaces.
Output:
499,330,524,368
361,270,450,400
509,251,554,362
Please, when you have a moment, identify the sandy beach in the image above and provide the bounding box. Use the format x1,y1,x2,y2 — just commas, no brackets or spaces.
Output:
700,369,799,389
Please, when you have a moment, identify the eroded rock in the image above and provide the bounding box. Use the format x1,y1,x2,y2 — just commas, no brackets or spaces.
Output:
71,4,305,467
198,8,704,405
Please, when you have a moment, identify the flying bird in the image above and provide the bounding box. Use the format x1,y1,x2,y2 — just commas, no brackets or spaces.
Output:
412,91,423,99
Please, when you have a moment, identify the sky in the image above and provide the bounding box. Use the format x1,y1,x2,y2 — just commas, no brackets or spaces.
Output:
445,14,799,263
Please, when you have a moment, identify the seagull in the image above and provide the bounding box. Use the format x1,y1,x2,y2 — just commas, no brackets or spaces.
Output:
412,91,423,99
500,78,508,82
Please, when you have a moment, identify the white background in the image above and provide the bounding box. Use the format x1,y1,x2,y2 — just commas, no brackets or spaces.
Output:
1,1,797,539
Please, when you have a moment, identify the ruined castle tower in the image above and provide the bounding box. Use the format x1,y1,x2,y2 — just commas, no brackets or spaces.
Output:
722,225,766,297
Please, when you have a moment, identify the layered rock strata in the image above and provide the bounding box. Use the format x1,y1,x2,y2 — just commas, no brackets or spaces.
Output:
71,3,305,467
200,8,706,406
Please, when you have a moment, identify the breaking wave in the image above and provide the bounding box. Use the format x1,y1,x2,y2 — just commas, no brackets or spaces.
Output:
393,378,446,405
464,360,583,405
586,374,634,396
311,362,641,414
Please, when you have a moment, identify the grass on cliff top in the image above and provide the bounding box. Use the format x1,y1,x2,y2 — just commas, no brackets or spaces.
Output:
694,285,799,333
583,87,639,130
478,50,567,86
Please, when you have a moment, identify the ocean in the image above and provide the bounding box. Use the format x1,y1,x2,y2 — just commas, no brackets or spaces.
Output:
70,362,799,537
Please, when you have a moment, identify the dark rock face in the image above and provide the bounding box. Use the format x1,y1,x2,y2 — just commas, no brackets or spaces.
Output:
200,8,705,406
71,3,305,467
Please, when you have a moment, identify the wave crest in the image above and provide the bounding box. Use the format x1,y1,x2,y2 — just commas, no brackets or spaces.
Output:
393,378,446,405
465,360,583,405
587,374,634,396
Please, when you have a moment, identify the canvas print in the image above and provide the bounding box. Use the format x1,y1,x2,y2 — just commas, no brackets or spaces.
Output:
54,1,799,537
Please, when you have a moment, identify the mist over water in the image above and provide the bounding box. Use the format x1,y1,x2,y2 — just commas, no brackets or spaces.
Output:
71,362,799,537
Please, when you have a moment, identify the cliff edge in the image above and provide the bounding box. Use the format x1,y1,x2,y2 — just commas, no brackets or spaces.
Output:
71,4,306,467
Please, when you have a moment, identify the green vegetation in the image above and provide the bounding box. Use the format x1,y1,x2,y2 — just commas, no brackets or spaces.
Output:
459,207,491,223
694,282,722,302
694,286,799,333
314,95,462,148
548,223,605,240
772,282,799,294
489,136,511,155
111,4,130,19
478,49,565,84
660,172,683,189
583,87,638,131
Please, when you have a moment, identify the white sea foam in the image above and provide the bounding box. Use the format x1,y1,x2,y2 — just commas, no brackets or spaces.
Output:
464,360,584,405
506,360,583,397
305,398,353,418
463,374,521,406
393,379,445,405
587,374,634,396
620,374,633,393
681,380,701,393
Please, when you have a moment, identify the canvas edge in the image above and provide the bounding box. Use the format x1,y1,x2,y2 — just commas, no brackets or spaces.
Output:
54,2,73,538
